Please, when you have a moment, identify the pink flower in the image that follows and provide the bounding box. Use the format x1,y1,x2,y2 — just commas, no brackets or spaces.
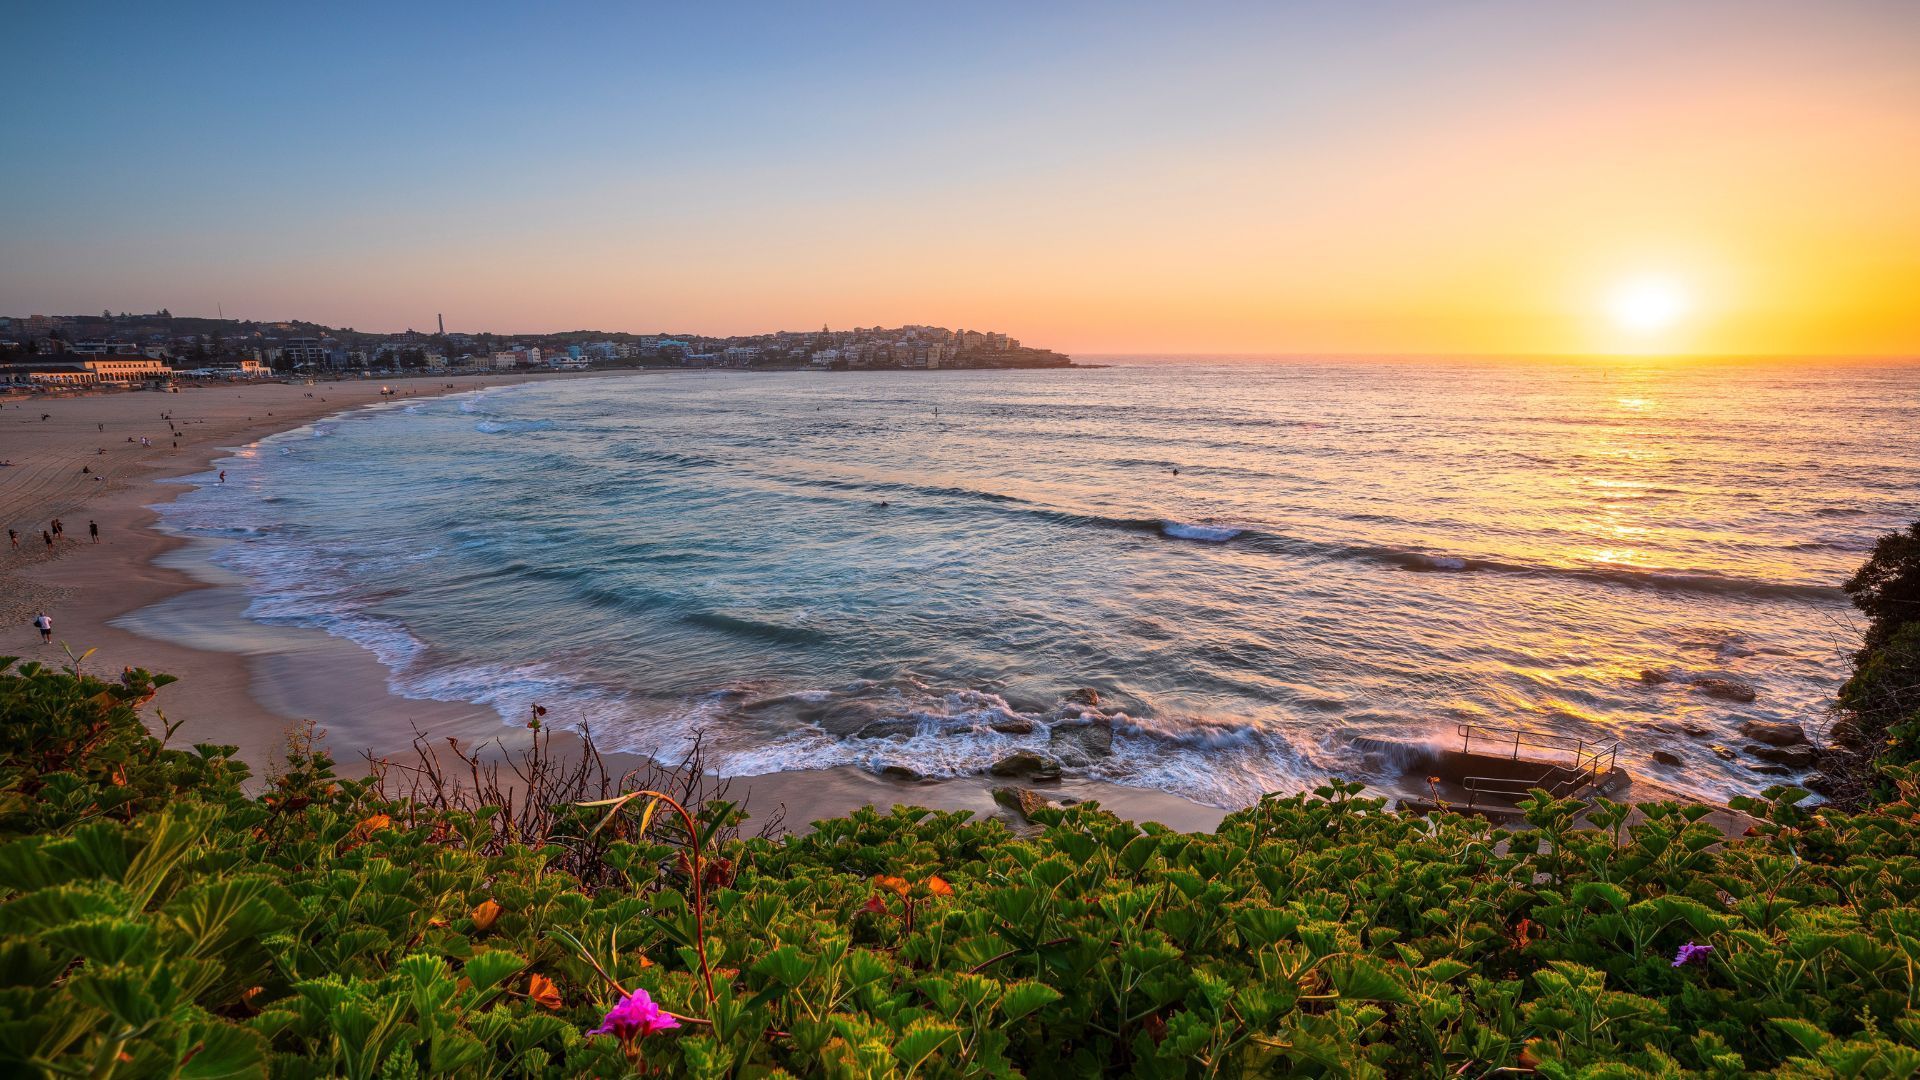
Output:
589,989,681,1039
1671,942,1713,968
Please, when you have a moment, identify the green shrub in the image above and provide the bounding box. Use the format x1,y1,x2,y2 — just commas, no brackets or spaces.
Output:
3,657,1920,1078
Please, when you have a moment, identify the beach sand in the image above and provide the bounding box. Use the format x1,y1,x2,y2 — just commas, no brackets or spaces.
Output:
0,374,1228,834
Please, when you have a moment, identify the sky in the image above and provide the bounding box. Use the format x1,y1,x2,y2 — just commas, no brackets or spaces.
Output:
4,1,1918,357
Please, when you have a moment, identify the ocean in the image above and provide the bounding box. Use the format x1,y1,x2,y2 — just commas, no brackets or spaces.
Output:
153,359,1919,807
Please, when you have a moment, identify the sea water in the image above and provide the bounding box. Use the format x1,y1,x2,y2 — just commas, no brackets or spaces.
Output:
155,359,1920,807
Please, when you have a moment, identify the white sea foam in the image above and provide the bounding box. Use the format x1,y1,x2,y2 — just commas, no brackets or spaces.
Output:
1161,521,1242,542
474,418,556,434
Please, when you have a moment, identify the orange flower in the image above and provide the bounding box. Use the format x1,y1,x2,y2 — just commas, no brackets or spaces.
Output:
925,875,954,897
528,973,562,1010
351,813,391,840
471,899,504,932
874,874,910,897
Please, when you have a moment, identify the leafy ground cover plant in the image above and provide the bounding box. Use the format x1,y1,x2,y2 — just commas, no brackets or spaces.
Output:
3,654,1920,1078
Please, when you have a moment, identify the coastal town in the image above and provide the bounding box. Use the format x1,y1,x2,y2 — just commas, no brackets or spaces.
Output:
0,311,1073,389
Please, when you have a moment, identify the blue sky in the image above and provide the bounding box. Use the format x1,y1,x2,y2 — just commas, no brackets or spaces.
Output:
5,2,1917,354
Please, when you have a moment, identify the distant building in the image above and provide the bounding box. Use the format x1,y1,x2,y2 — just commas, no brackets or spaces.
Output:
67,340,142,356
83,357,171,382
280,338,330,368
0,357,170,386
206,359,268,377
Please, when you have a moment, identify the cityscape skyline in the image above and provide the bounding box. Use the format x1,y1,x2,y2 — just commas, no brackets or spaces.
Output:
6,1,1918,358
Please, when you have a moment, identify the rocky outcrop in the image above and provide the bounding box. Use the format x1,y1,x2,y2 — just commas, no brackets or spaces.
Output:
1738,720,1808,747
1804,772,1841,796
853,717,923,740
1048,718,1113,766
1694,677,1758,703
992,785,1056,820
878,764,925,781
1827,716,1866,751
1651,750,1684,767
988,751,1062,780
1640,669,1758,703
1746,743,1819,768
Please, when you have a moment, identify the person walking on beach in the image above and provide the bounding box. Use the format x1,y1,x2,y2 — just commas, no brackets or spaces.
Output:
7,528,16,550
42,530,52,550
50,518,63,541
89,520,99,543
34,612,52,644
218,470,226,484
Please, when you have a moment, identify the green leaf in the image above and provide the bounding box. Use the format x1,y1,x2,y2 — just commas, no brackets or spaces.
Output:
999,980,1062,1022
1770,1017,1832,1055
893,1019,962,1070
1329,957,1411,1005
178,1021,269,1080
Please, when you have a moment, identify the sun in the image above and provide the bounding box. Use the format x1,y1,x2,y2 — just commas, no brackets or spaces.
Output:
1607,275,1690,335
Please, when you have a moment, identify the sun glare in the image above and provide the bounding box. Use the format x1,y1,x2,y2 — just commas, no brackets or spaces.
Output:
1607,276,1690,335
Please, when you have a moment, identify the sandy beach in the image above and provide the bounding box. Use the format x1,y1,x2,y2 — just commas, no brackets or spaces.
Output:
0,374,1228,833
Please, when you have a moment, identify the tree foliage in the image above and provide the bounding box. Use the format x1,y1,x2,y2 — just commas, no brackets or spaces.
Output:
1844,521,1920,657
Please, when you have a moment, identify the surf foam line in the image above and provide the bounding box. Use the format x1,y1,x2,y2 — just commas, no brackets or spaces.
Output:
708,684,1321,810
1003,506,1840,600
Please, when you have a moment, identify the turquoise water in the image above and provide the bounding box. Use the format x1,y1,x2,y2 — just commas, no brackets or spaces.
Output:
159,360,1920,806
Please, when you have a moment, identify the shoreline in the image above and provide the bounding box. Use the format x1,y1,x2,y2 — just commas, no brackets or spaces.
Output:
1,372,1229,832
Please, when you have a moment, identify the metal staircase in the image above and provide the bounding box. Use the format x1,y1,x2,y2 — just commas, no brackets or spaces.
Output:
1455,723,1622,810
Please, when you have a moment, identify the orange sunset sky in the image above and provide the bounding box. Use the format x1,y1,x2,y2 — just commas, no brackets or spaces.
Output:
4,2,1918,357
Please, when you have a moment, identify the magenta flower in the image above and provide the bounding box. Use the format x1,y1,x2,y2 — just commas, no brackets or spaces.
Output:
589,989,681,1039
1671,942,1713,968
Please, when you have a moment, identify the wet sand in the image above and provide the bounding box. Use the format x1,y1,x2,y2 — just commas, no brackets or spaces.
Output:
0,374,1228,834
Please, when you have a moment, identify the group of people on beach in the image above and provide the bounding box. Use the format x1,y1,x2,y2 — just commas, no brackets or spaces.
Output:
9,518,97,550
13,517,99,647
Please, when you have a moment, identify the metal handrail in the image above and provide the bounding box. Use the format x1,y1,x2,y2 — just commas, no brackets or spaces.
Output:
1456,724,1622,810
1456,723,1621,764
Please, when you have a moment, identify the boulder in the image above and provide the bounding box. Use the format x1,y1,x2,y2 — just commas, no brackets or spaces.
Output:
1651,750,1684,767
991,786,1056,820
1710,745,1737,761
1745,762,1792,776
989,717,1037,735
1681,723,1712,738
988,751,1062,780
1048,719,1114,766
1738,720,1807,747
1694,677,1758,703
1745,743,1819,768
1828,716,1866,750
1063,687,1101,708
853,717,923,740
1804,772,1840,797
1639,669,1673,685
878,764,924,782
